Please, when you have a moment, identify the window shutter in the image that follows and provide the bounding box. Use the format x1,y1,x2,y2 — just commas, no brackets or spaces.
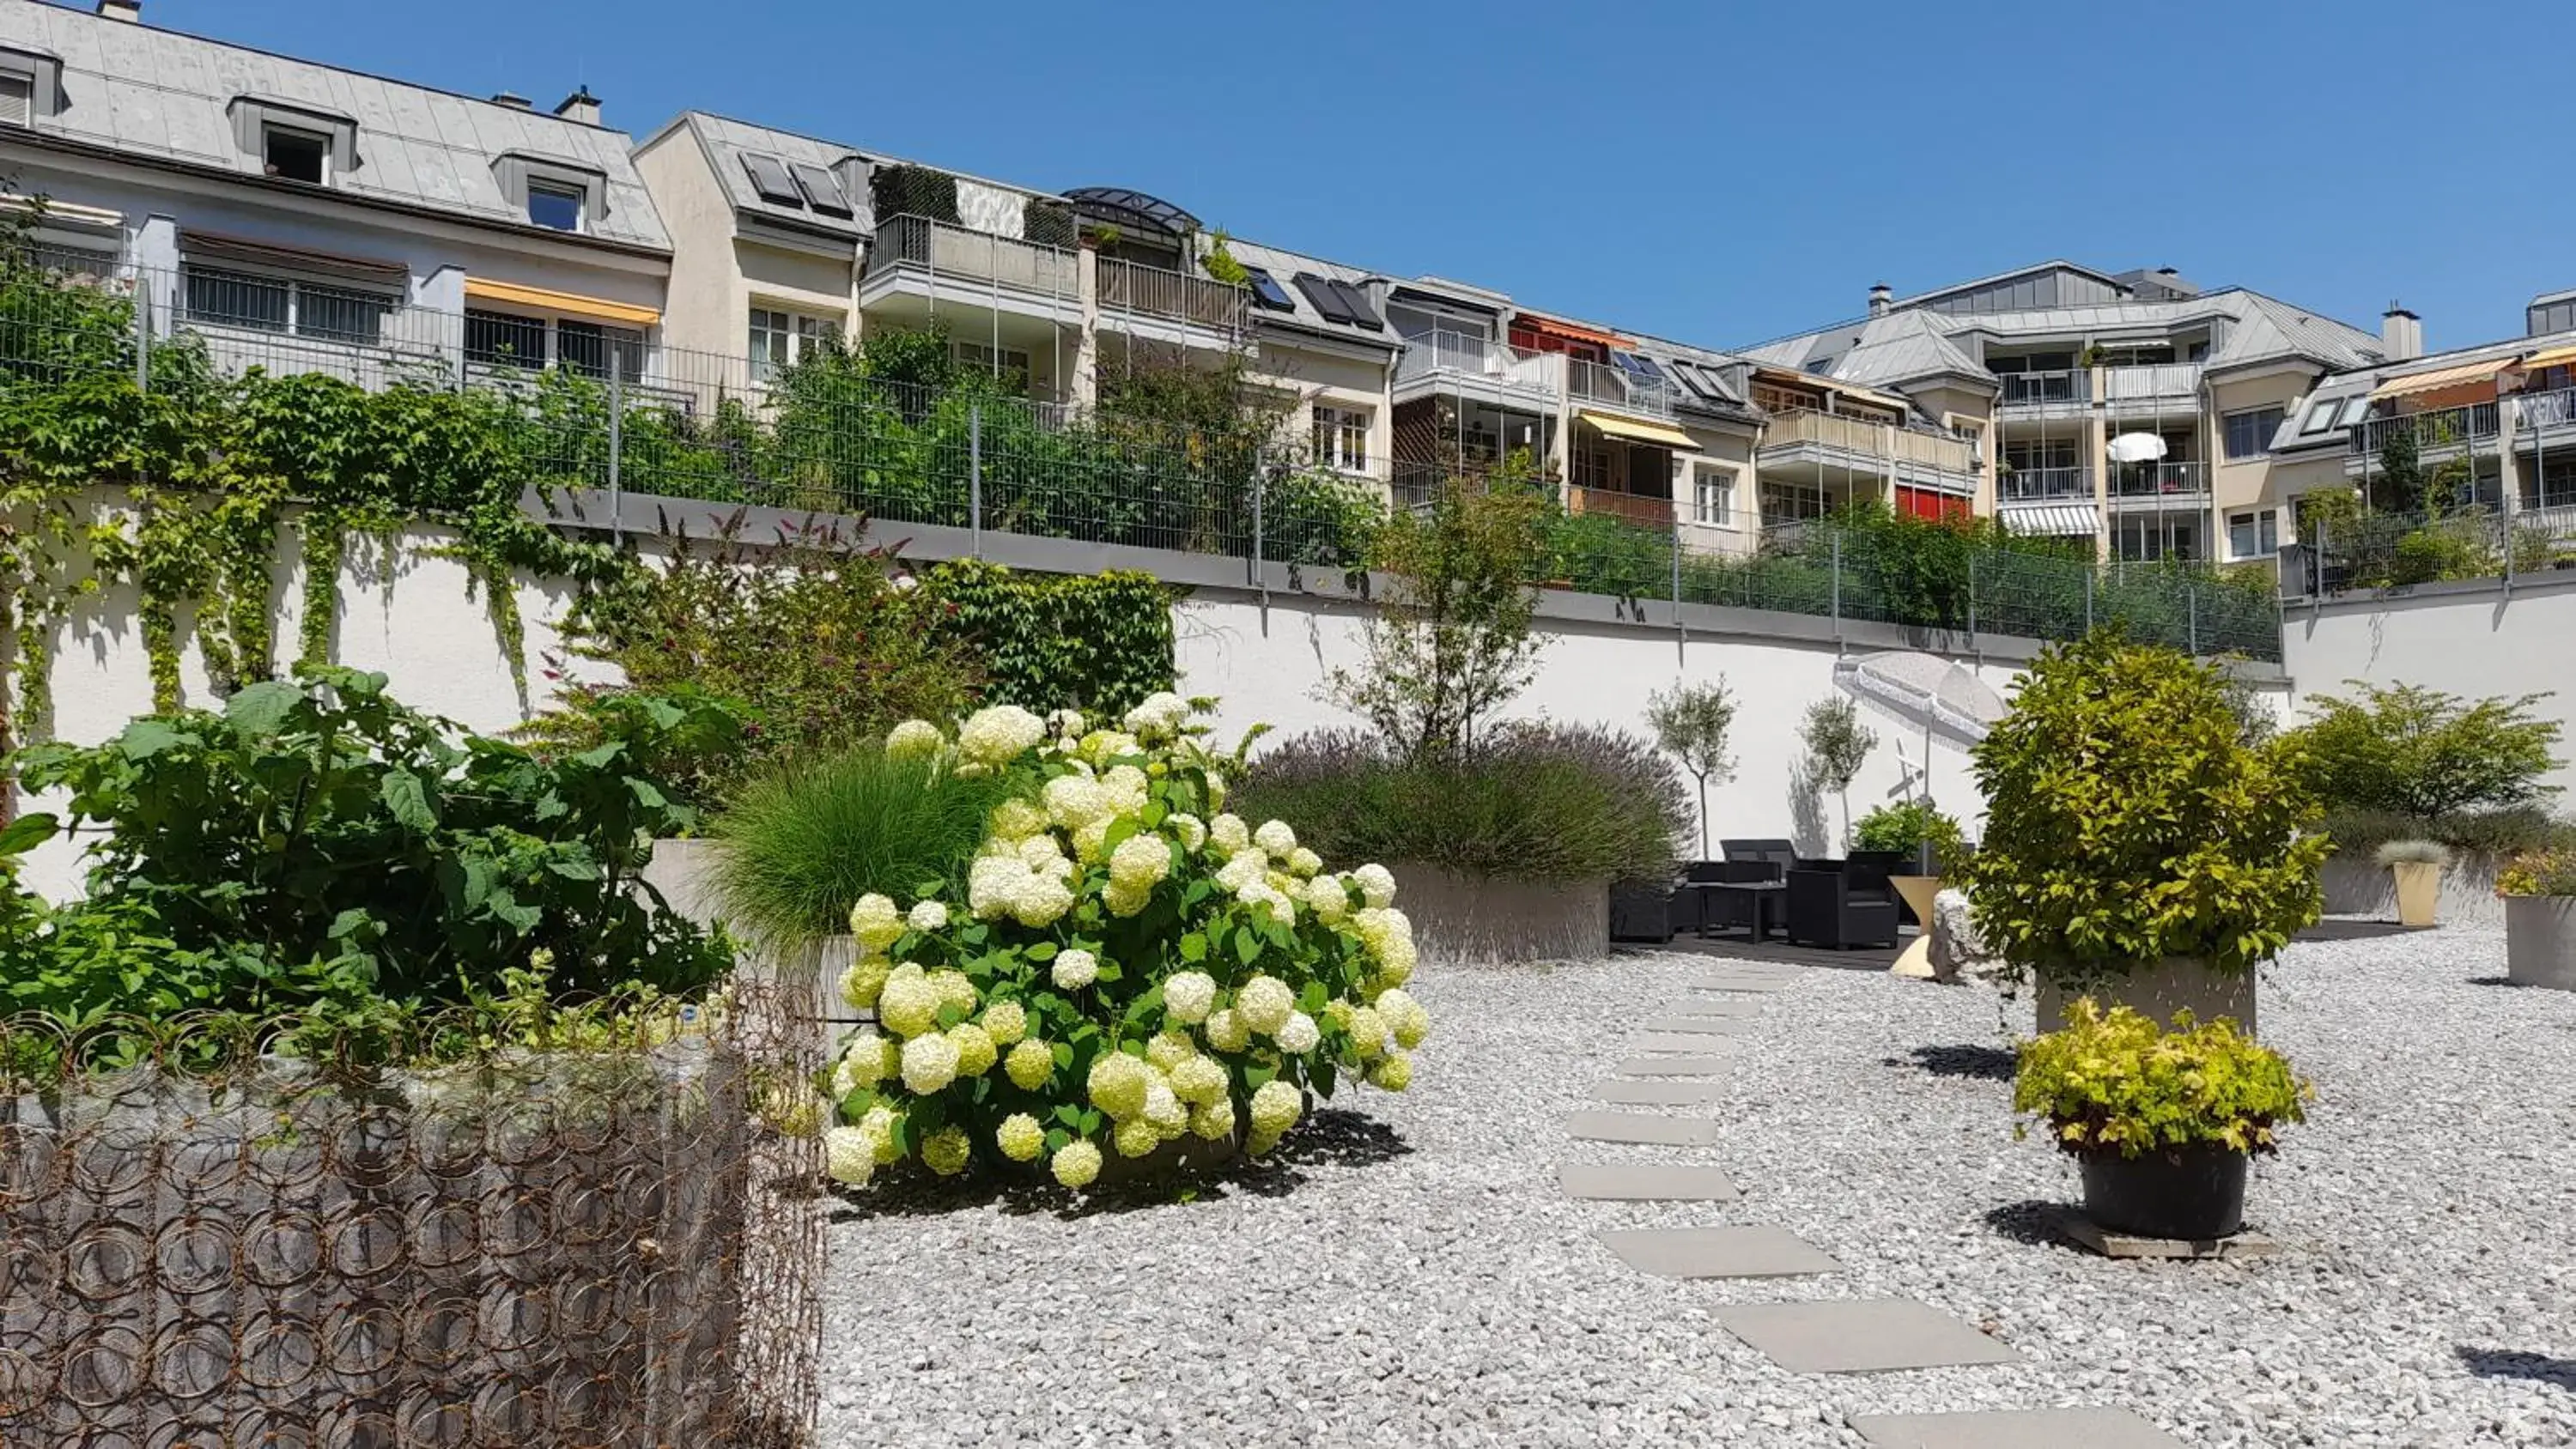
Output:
0,76,32,127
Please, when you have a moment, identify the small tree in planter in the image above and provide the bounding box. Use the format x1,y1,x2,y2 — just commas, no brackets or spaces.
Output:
1798,696,1875,848
1645,679,1736,861
2499,848,2576,990
1962,631,2328,1033
2015,1000,2311,1240
1854,799,1965,877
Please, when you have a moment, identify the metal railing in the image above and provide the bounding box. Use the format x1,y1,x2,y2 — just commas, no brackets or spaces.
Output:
1565,355,1678,420
1097,257,1247,333
2102,363,2202,406
1998,369,2087,406
1392,327,1562,397
2355,402,2500,454
1761,409,1976,474
2292,504,2576,599
1999,465,2091,501
2110,460,2210,500
2515,386,2576,433
865,213,1078,299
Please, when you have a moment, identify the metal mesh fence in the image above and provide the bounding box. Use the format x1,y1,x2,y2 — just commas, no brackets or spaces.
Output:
0,246,2277,658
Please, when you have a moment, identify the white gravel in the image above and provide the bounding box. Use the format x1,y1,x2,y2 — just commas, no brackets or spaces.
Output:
817,925,2576,1446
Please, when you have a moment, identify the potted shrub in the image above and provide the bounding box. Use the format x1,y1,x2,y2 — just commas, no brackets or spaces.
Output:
1963,631,2328,1034
2014,1000,2312,1240
1856,799,1965,978
2375,839,2451,927
2500,848,2576,991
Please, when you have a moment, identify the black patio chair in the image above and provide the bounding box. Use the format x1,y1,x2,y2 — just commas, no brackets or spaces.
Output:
1784,865,1900,950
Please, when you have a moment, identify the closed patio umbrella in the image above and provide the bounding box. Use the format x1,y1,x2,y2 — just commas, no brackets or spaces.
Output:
1832,651,2009,980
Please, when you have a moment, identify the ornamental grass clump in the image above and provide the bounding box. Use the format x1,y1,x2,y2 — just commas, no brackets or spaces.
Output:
2014,1000,2311,1160
815,694,1429,1192
2372,839,2451,868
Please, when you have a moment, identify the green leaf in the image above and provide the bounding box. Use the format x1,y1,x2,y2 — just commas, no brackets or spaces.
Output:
1024,942,1059,962
1178,931,1207,963
118,719,189,760
0,813,58,857
1233,925,1261,966
379,770,436,833
222,681,303,737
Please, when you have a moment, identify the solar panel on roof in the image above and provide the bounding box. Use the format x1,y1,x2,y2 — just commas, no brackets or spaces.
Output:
1613,351,1666,382
1328,280,1383,331
791,162,853,218
742,153,804,208
1242,266,1295,312
1294,273,1358,325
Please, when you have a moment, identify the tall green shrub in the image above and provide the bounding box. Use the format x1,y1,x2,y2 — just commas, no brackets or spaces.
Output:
920,559,1176,717
2287,681,2561,820
1962,631,2326,984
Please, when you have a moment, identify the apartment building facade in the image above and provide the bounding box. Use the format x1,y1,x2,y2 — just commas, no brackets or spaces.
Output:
0,0,674,391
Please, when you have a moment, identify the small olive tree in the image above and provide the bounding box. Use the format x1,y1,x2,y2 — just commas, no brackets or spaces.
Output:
1798,696,1875,846
1646,680,1738,858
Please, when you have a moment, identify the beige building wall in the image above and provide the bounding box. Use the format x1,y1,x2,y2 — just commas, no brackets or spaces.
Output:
632,134,748,366
1675,421,1759,550
2209,367,2318,515
1249,336,1394,480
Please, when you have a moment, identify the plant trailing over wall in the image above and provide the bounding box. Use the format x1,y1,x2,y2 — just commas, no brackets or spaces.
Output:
1798,696,1875,846
1238,723,1688,886
815,697,1428,1191
920,558,1176,718
1645,679,1736,858
2,666,736,1036
870,162,960,226
1961,629,2327,985
2499,847,2576,897
1023,197,1076,250
2287,681,2561,822
2014,1000,2309,1158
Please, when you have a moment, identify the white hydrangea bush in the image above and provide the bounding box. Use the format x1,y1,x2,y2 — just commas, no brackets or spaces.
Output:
818,693,1428,1192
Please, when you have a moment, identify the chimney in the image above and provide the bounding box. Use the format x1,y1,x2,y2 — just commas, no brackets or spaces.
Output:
492,91,532,110
95,0,142,21
2381,302,2422,362
554,87,602,126
1868,282,1893,318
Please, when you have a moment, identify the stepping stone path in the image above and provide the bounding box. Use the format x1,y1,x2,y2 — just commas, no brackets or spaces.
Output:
1558,1162,1738,1201
1600,1226,1843,1279
1557,952,2173,1435
1853,1408,2186,1448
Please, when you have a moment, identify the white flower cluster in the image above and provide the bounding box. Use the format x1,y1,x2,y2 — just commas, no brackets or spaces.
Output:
955,705,1047,774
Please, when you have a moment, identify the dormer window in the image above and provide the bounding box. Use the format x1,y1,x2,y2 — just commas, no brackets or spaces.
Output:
490,153,606,235
527,179,586,233
0,75,30,128
263,126,330,185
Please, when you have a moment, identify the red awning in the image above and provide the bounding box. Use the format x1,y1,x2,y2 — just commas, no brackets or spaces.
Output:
1512,312,1630,350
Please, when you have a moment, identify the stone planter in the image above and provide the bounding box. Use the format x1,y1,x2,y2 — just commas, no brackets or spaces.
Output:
2037,957,2257,1037
1388,864,1609,964
2505,895,2576,991
640,834,725,930
2391,862,2443,928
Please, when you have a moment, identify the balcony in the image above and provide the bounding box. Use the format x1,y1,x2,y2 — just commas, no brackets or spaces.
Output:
1393,326,1562,405
861,214,1078,311
2354,402,2499,455
1759,409,1976,479
2102,363,2202,411
2516,386,2576,437
1564,484,1677,528
1097,257,1247,335
1996,369,2088,410
2108,460,2210,509
1565,355,1678,420
1998,465,2092,503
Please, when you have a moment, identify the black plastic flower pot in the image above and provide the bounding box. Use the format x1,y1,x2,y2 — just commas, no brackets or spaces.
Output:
2078,1143,2250,1240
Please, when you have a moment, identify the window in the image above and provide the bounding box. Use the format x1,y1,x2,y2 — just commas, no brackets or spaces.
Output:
2298,397,2344,435
2228,509,2280,560
1312,403,1370,473
1571,446,1611,491
790,162,853,218
749,306,841,382
2223,405,2287,460
1242,266,1295,312
556,319,646,381
526,180,586,233
182,264,392,343
1759,481,1829,524
1692,464,1735,526
956,339,1031,387
2336,396,2371,429
263,126,328,185
465,309,549,368
742,153,804,208
0,74,29,128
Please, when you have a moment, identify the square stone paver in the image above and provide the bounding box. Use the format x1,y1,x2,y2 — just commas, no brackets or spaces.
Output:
1563,1111,1719,1147
1715,1299,2024,1373
1665,996,1765,1017
1613,1054,1735,1076
1558,1162,1740,1201
1854,1409,2184,1448
1592,1078,1727,1106
1640,1016,1756,1037
1601,1225,1843,1279
1694,979,1789,994
1634,1033,1747,1054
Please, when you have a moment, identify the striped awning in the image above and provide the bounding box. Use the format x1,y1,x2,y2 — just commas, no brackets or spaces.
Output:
464,277,661,327
2369,357,2505,400
2522,344,2576,371
1998,502,2101,537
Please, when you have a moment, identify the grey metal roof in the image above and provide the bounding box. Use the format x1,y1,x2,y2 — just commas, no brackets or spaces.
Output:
670,112,873,239
1224,235,1394,350
1893,258,2125,310
2273,322,2576,453
0,3,668,249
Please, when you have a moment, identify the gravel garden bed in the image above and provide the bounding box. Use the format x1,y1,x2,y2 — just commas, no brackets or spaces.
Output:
821,923,2576,1446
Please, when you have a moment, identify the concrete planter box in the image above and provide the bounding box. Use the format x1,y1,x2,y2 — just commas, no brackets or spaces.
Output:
2037,957,2258,1037
641,835,726,931
2505,896,2576,991
2322,853,2501,928
1389,863,1609,963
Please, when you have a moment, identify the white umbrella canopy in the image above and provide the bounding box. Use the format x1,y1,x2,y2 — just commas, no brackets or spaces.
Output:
1832,650,2008,755
2106,431,2170,464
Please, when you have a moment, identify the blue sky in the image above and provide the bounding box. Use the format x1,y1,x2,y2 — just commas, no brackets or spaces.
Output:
137,0,2566,354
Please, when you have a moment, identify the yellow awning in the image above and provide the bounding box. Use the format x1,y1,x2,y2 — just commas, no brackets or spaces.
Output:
2369,357,2505,400
1577,409,1696,450
463,277,660,328
2522,345,2576,371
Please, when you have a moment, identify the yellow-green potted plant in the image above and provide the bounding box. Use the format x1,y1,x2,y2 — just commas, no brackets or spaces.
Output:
2500,848,2576,991
2014,1000,2312,1240
2374,839,2450,928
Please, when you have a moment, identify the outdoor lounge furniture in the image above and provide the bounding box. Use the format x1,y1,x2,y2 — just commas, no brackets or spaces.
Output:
1846,849,1917,924
1719,839,1799,879
1611,879,1680,943
1784,864,1900,950
1688,860,1787,940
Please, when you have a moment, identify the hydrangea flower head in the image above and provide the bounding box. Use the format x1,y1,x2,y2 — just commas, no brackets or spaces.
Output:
1377,988,1431,1048
929,969,979,1016
884,719,945,760
1122,691,1189,740
1005,1037,1054,1089
823,1126,876,1186
1086,1052,1151,1120
1047,708,1086,741
1346,1005,1391,1061
980,999,1027,1046
947,1022,998,1077
1208,814,1251,857
957,705,1046,766
1170,1056,1229,1106
1367,1051,1413,1092
907,900,950,933
1113,1116,1165,1158
838,956,890,1010
1301,874,1352,924
1162,971,1217,1025
1275,1011,1321,1056
900,1032,961,1094
1353,864,1398,909
997,1113,1045,1162
847,894,905,951
1202,1008,1250,1053
1052,948,1099,991
1286,846,1323,878
1145,1029,1198,1074
1143,1079,1188,1135
837,1029,897,1089
877,966,940,1039
988,797,1047,842
921,1125,972,1176
1189,1096,1236,1141
1051,1139,1103,1189
1167,813,1207,852
1253,819,1298,856
1249,1078,1303,1137
1234,975,1295,1035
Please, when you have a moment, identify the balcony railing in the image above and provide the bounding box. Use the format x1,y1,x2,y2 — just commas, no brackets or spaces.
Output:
2516,387,2576,433
2102,363,2202,407
2110,460,2209,500
1394,327,1562,398
1564,485,1677,527
1998,465,2091,502
1097,257,1247,334
2355,403,2500,454
866,214,1078,299
1565,356,1677,420
1760,409,1975,475
1998,369,2087,406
